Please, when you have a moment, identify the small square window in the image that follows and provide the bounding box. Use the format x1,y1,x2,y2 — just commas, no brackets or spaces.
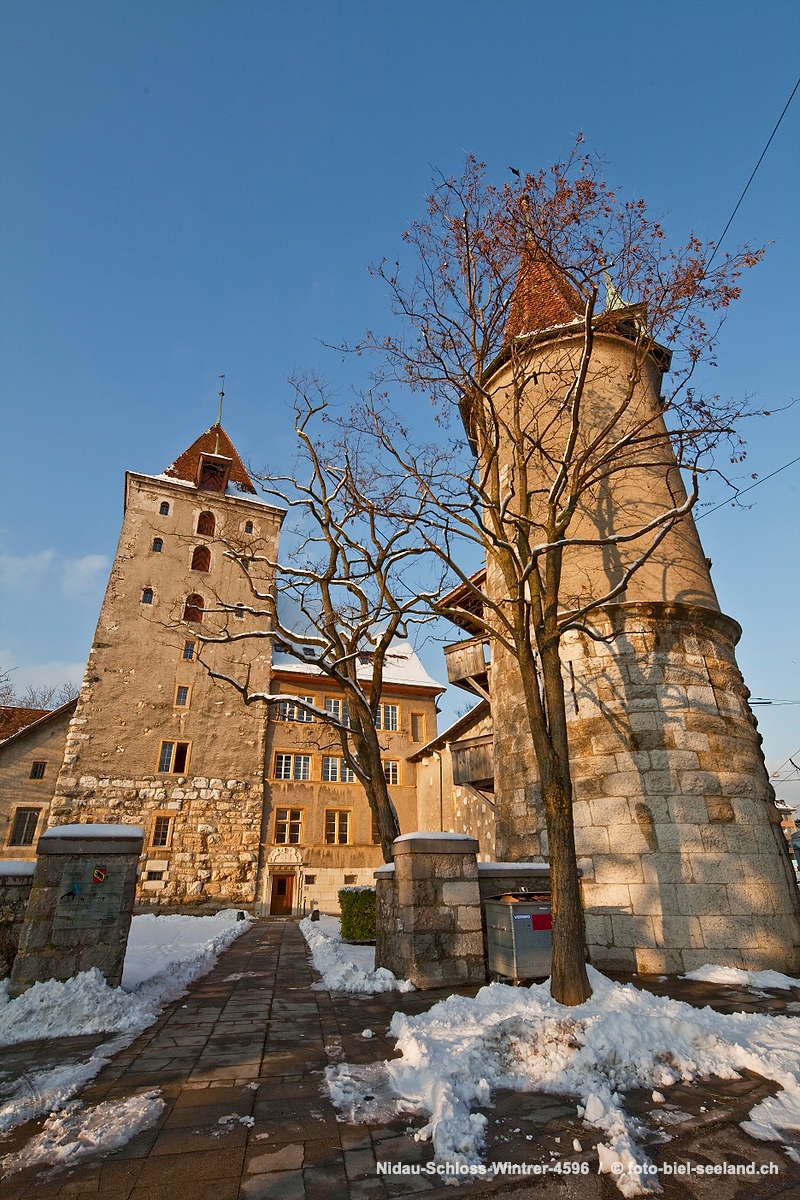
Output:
304,874,316,885
29,761,46,780
146,870,164,881
383,760,399,786
182,641,196,661
344,874,357,885
275,808,302,844
158,741,190,774
141,588,154,605
159,501,170,515
325,810,350,845
151,816,173,847
175,685,190,707
9,808,40,846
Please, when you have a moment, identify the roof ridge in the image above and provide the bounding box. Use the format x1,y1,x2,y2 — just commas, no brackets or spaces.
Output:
163,424,257,494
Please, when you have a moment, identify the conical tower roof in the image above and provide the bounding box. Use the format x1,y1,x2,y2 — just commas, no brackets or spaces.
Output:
163,425,257,494
504,244,584,342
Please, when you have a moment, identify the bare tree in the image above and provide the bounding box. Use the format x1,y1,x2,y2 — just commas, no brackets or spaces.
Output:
352,150,763,1004
192,377,443,861
0,670,78,710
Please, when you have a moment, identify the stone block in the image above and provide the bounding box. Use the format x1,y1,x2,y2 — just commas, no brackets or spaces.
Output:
699,915,760,950
681,948,741,972
594,856,644,885
610,913,657,948
628,884,676,916
642,770,679,796
441,882,481,906
635,947,684,974
687,855,742,885
574,826,610,854
607,825,652,856
584,913,613,945
678,771,722,796
572,800,592,828
589,798,632,828
588,945,636,971
700,825,729,853
725,879,790,916
674,882,729,915
641,854,690,885
661,914,704,949
581,883,631,912
602,771,647,798
614,751,651,772
456,905,483,932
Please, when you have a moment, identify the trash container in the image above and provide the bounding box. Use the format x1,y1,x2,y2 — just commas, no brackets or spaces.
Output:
484,892,552,982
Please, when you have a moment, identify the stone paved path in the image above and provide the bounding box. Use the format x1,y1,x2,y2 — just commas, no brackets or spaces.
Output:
0,919,799,1199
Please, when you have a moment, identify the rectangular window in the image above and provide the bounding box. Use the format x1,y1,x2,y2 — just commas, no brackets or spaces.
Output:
158,741,190,774
322,755,339,782
383,760,399,786
146,870,164,881
411,713,425,743
274,754,311,781
375,703,398,731
29,761,46,780
305,874,316,885
151,816,173,848
182,640,196,661
322,756,355,783
325,697,349,726
175,685,190,707
278,696,314,722
344,874,357,885
9,807,40,846
275,808,302,844
325,810,350,844
293,754,311,781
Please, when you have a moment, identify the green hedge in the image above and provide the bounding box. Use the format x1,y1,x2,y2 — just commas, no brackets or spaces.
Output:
339,886,376,943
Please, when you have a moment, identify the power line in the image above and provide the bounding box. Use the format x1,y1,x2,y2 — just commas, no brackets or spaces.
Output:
707,74,800,268
696,453,800,520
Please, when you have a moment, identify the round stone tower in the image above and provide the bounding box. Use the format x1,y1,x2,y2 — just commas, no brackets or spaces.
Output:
481,253,800,974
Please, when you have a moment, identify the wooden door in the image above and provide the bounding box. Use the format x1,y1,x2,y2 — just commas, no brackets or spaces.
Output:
270,874,294,915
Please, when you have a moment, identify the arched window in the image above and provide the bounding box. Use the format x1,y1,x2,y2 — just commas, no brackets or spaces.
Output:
152,537,163,553
142,588,154,605
244,521,253,534
191,546,211,572
197,511,215,536
159,501,170,516
183,594,204,623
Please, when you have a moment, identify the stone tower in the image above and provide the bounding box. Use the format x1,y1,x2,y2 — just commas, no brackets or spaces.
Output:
479,254,800,974
50,424,284,907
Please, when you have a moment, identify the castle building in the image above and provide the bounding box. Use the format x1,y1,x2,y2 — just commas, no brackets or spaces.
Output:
444,254,800,974
262,646,442,915
49,425,283,907
44,422,442,913
0,701,77,860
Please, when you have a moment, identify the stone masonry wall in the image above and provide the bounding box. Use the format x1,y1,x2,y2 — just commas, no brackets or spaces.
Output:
491,602,800,975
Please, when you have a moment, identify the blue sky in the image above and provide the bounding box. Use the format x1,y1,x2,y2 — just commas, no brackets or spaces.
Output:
1,1,798,793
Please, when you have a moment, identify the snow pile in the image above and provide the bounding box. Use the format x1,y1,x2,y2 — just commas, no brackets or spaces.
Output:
300,916,414,994
1,1092,164,1175
326,966,800,1198
682,963,800,991
0,910,250,1134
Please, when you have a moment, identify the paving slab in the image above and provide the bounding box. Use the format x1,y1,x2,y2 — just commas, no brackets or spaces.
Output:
0,919,799,1200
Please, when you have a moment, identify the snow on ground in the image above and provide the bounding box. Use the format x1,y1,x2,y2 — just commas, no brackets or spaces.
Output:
0,910,250,1139
300,916,414,993
1,1092,165,1175
325,965,800,1198
682,963,800,990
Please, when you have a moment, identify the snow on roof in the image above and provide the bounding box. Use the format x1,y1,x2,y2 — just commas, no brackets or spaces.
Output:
139,471,279,508
162,425,257,493
41,824,145,840
0,861,36,876
271,640,444,692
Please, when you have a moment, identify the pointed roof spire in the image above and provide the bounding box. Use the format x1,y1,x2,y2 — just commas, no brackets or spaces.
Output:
504,242,585,343
163,425,258,494
603,268,628,313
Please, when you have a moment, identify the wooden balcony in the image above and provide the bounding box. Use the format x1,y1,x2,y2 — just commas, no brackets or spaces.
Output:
451,734,494,792
443,635,490,695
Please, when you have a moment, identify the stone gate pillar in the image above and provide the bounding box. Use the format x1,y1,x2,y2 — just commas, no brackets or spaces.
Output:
374,832,484,989
10,823,144,996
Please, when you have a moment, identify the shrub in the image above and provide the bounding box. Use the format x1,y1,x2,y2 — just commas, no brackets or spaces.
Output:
339,886,376,943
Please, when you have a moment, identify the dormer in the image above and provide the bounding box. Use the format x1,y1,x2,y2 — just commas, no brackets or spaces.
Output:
196,453,232,493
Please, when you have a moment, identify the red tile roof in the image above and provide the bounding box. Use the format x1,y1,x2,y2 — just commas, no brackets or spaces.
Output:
0,706,50,741
163,425,257,494
505,245,584,342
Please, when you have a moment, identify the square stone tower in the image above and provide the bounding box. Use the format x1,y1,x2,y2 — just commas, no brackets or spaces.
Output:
466,251,800,974
50,424,284,907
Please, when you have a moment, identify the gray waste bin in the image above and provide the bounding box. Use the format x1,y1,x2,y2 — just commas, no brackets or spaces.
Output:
485,892,552,982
